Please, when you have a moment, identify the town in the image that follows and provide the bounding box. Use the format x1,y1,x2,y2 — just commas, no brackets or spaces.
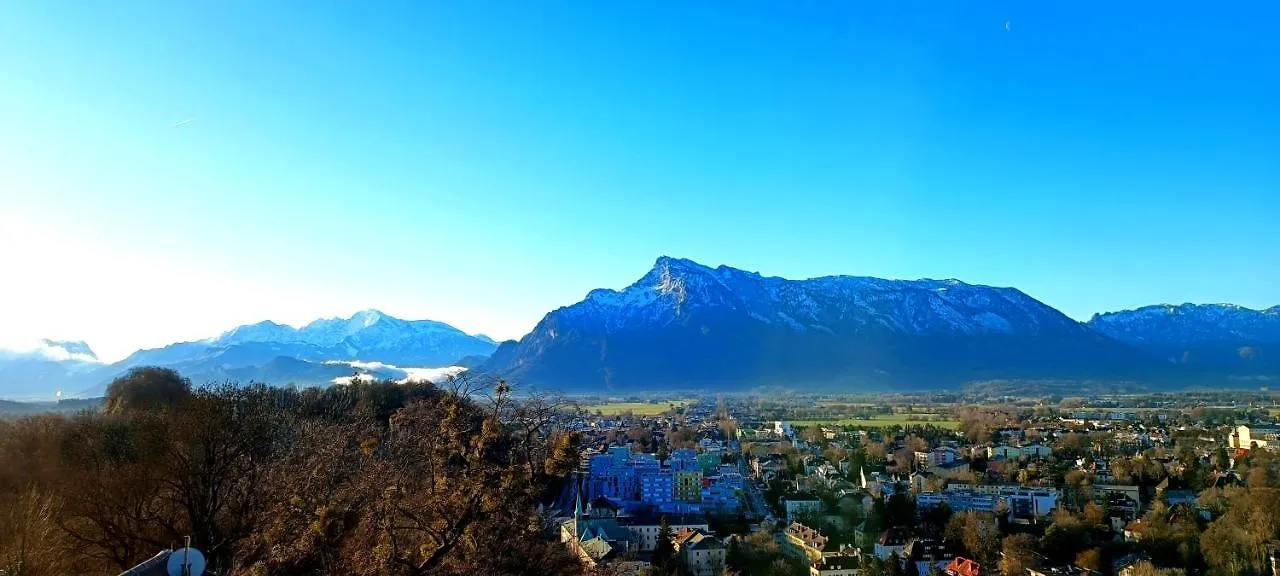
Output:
549,392,1280,576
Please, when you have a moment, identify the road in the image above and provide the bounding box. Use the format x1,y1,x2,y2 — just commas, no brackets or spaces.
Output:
739,458,771,521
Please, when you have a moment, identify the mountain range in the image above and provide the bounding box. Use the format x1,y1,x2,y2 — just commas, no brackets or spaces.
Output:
478,258,1147,390
1088,304,1280,373
0,311,496,400
2,258,1276,398
478,258,1277,391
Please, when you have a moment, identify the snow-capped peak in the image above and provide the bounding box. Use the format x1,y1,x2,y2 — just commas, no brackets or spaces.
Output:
349,309,386,328
556,256,1073,337
216,320,302,345
0,339,101,363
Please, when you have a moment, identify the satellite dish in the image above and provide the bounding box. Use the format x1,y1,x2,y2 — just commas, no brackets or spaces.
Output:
166,546,206,576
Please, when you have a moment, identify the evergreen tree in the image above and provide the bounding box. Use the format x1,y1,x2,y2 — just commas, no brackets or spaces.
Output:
653,515,676,573
725,538,748,573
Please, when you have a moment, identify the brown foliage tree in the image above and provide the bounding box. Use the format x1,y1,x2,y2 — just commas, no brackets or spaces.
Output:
999,533,1037,576
103,367,191,414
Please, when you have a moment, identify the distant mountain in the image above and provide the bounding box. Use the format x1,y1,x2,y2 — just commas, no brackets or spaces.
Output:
209,309,499,366
479,257,1161,391
1089,304,1280,375
1,311,497,399
0,340,103,400
452,354,493,370
110,309,496,373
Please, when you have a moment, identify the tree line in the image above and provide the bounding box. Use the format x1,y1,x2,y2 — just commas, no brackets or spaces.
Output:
0,367,583,576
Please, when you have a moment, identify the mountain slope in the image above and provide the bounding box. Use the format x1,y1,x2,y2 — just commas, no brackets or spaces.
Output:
480,257,1160,390
1088,304,1280,374
209,309,499,366
0,341,104,400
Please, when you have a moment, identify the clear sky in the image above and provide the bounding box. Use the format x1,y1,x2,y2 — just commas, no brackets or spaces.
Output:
1,1,1277,362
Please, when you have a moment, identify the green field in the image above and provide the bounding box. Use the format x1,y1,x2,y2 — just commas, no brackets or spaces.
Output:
579,400,693,416
790,414,961,429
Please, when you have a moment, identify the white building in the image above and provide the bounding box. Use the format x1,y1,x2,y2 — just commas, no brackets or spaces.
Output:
783,493,824,521
620,514,709,551
988,443,1053,460
915,447,961,467
1231,425,1279,450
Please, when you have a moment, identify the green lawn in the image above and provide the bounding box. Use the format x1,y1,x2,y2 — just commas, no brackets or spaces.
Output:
790,414,960,429
579,400,693,416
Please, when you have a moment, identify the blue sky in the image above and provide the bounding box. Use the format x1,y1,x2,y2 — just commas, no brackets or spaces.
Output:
1,1,1277,361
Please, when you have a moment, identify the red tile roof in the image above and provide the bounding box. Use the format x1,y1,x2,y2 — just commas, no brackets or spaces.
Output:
945,556,981,576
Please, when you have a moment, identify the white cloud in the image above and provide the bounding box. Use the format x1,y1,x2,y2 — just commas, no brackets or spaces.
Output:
0,339,100,363
399,366,467,383
327,361,467,386
324,360,395,371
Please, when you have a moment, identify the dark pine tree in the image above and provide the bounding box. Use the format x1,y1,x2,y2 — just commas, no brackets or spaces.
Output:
652,515,676,574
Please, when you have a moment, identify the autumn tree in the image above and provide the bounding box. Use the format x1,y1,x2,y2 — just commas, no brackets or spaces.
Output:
998,533,1037,576
1074,548,1101,572
1,372,583,576
945,511,1000,567
103,367,191,414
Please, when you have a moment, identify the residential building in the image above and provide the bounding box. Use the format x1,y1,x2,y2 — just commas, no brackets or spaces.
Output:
589,454,641,501
700,481,742,514
810,554,860,576
753,455,789,480
697,451,723,474
1093,485,1141,519
698,438,724,451
674,470,704,502
940,484,1060,520
905,538,950,576
641,471,674,505
783,492,823,522
853,520,879,549
874,527,909,561
619,514,709,552
988,443,1053,460
804,456,831,475
674,529,726,576
781,522,830,564
927,459,970,479
909,470,934,494
672,448,699,467
609,445,633,466
919,490,998,514
915,446,961,467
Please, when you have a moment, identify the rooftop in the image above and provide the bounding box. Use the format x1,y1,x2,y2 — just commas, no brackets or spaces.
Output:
945,556,981,576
